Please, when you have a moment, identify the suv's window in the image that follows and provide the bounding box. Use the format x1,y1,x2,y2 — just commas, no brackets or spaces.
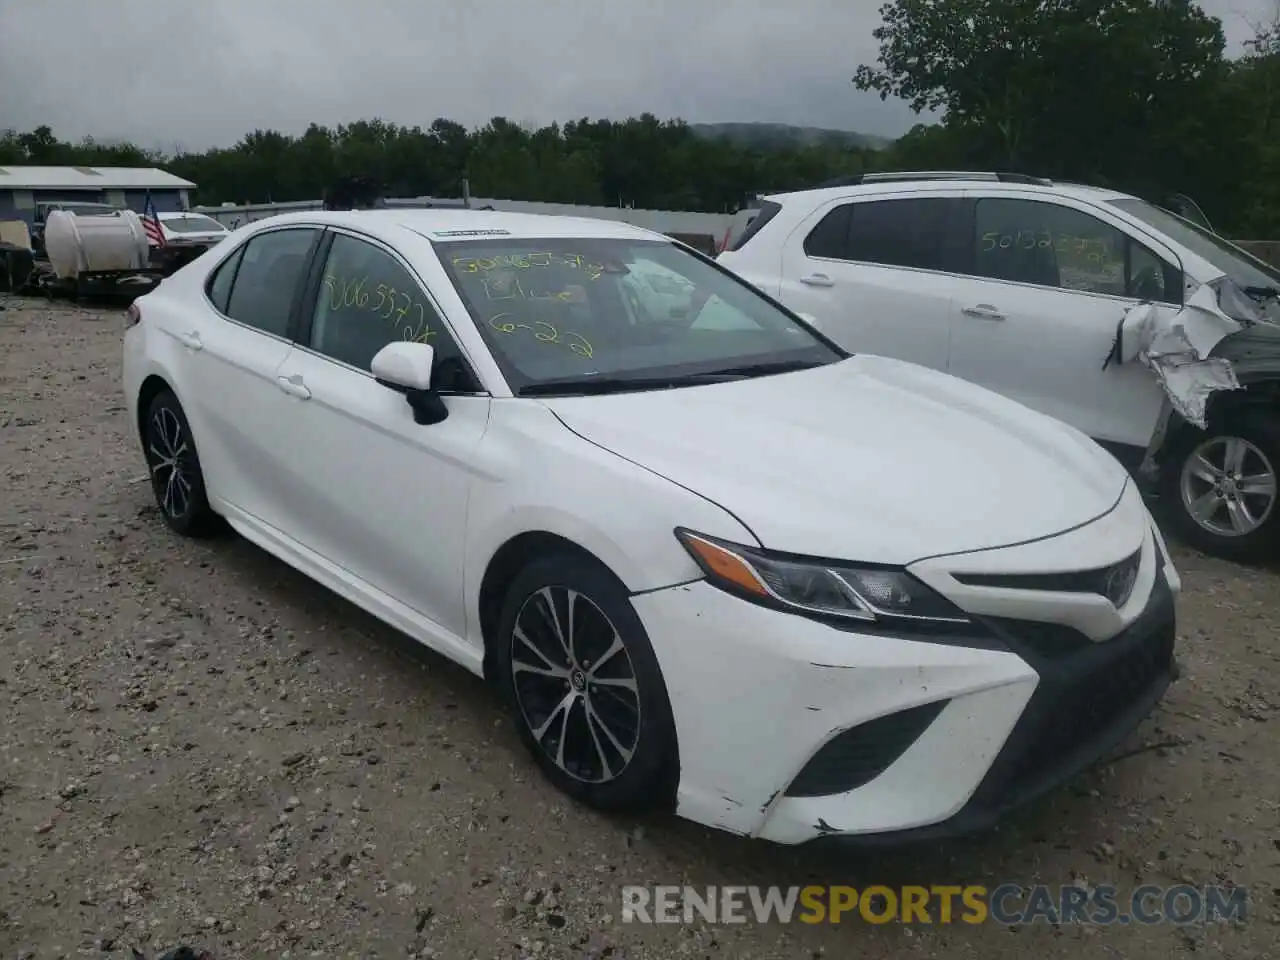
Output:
727,200,782,251
310,233,470,385
973,198,1179,302
223,228,318,337
803,205,852,259
206,245,244,313
811,198,955,271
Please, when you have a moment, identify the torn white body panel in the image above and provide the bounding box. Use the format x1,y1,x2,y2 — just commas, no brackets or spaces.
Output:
1113,282,1245,429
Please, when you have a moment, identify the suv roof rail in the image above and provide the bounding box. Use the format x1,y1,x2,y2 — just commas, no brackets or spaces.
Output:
809,170,1053,189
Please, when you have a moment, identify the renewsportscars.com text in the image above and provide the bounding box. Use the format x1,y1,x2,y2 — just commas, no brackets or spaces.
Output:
621,883,1249,926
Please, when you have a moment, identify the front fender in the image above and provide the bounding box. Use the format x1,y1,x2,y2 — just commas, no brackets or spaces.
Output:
462,402,758,650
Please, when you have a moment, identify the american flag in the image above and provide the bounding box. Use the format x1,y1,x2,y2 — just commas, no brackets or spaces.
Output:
142,190,166,247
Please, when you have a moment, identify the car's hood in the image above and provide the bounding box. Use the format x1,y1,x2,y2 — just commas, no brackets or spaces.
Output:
541,356,1128,565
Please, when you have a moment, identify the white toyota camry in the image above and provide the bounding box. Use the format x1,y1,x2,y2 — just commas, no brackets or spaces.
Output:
123,209,1181,844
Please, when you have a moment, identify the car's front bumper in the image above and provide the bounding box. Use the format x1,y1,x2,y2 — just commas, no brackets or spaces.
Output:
633,493,1178,844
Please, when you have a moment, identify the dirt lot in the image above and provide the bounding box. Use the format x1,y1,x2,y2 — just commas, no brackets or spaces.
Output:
1,296,1277,959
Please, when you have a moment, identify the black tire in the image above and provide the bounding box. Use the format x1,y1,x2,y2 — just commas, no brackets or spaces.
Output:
491,554,679,814
1159,408,1280,563
142,389,220,537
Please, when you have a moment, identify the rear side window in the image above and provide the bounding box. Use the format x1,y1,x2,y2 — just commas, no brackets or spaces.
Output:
804,204,852,259
223,228,319,338
205,246,244,313
728,200,782,251
843,198,956,271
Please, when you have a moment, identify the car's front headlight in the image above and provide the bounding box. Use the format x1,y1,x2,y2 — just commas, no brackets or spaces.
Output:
675,529,970,626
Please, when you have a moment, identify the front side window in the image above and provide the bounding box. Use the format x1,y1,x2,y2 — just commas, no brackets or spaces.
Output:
223,228,319,337
973,198,1180,302
436,238,842,393
310,233,470,386
1109,197,1280,294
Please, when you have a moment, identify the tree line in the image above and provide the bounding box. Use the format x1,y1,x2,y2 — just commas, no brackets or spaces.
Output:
1,0,1276,236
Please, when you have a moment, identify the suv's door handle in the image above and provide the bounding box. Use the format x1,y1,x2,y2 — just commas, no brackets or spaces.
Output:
799,273,834,287
961,304,1006,321
277,375,311,400
177,330,203,350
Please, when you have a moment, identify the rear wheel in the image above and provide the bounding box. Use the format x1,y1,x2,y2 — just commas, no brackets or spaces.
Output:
142,390,219,537
1160,409,1280,562
492,554,678,813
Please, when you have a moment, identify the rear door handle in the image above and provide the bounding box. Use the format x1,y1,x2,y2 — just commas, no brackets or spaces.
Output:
277,374,311,400
177,330,203,350
799,273,834,287
961,304,1006,321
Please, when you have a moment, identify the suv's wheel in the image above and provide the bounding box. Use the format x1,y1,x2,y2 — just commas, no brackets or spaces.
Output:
492,554,678,813
1160,409,1280,562
142,389,219,537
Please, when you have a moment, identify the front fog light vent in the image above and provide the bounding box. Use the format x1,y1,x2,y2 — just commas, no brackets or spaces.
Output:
784,699,949,798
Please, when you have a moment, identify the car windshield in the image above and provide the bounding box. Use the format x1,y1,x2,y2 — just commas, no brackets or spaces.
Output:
163,214,226,233
1110,197,1280,291
435,236,843,394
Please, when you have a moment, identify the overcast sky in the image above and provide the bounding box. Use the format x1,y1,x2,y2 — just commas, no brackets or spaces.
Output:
0,0,1275,152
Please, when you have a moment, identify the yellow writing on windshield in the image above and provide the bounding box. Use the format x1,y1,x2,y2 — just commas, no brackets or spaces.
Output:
481,274,581,303
488,313,593,358
453,253,605,281
323,273,436,344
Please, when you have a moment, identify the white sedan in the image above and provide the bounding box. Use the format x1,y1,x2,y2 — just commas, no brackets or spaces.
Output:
123,210,1181,844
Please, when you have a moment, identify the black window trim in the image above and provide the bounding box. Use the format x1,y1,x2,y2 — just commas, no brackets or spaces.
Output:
199,224,325,344
292,226,490,397
964,193,1187,307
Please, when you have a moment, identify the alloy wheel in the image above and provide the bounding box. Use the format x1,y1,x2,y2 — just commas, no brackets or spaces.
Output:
1179,435,1278,537
146,406,194,520
509,585,641,784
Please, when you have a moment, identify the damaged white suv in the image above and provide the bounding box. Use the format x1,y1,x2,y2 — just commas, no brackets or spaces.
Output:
718,172,1280,561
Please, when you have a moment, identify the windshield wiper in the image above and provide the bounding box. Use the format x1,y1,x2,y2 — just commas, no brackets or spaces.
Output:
1244,285,1279,301
703,358,828,378
520,373,741,397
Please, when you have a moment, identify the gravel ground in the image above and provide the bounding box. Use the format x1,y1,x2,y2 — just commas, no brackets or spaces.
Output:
1,295,1277,960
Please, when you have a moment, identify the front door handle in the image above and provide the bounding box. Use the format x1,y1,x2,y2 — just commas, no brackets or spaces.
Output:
277,374,311,400
961,304,1006,321
799,273,835,288
176,330,203,350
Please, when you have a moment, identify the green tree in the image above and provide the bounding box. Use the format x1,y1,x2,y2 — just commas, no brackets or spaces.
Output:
854,0,1233,216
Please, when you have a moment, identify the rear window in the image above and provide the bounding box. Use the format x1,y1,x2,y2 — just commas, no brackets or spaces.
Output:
163,214,227,234
727,200,782,251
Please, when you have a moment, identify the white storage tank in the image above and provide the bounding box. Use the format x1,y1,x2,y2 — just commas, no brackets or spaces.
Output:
43,209,151,280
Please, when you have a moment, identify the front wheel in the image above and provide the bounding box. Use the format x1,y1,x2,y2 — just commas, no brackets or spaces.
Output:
1160,410,1280,562
492,554,679,813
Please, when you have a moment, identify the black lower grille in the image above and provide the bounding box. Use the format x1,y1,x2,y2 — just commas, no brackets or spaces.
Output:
785,699,949,798
967,572,1177,813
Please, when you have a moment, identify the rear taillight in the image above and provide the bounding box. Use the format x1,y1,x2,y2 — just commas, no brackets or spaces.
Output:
126,303,141,327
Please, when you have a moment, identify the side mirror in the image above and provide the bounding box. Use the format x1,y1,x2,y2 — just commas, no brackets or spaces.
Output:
371,341,448,425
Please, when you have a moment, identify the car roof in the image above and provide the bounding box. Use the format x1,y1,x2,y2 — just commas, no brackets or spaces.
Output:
764,180,1135,206
243,208,667,244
